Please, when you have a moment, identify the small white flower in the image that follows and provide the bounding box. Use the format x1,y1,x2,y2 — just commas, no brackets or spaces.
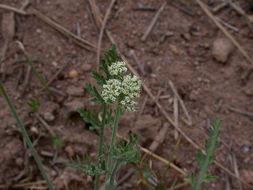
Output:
120,95,138,112
121,74,141,98
108,61,127,76
101,79,122,103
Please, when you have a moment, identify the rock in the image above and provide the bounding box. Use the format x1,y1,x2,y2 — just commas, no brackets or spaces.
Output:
244,83,253,96
43,112,55,122
66,86,84,97
169,44,179,55
182,32,191,41
15,157,23,167
30,126,39,135
212,38,234,63
40,102,59,122
81,63,92,72
65,146,74,157
69,69,79,78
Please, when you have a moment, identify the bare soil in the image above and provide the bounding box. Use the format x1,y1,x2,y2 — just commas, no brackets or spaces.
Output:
0,0,253,189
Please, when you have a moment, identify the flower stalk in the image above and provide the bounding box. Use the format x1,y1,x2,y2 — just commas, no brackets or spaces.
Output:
94,103,107,190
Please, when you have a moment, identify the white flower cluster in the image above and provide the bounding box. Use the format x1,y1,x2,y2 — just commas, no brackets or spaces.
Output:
101,79,122,103
108,61,127,76
121,75,141,99
120,96,138,112
101,61,141,111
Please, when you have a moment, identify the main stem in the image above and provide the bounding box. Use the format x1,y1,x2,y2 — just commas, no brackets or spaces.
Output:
105,104,121,190
108,161,120,189
0,81,54,190
94,103,107,190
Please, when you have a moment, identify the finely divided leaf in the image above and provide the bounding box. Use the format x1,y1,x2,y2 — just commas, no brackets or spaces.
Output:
86,83,104,103
92,70,106,86
78,108,100,130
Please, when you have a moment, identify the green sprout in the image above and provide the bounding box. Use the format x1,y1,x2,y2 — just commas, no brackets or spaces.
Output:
185,118,220,190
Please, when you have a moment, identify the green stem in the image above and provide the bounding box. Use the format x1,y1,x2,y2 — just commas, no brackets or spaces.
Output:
23,53,49,91
0,81,54,190
195,148,216,189
94,103,107,190
108,161,120,189
105,104,121,190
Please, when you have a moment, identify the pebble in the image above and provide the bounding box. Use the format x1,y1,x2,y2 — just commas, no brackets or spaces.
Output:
212,38,234,63
43,112,55,122
65,146,74,157
69,69,79,78
30,126,39,135
169,44,179,55
15,157,23,167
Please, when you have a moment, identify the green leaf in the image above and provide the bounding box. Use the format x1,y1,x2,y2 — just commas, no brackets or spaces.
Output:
110,133,140,164
203,174,218,183
196,149,205,167
27,96,39,113
86,83,104,104
155,183,165,190
185,118,220,190
185,173,195,188
78,108,100,130
100,59,111,80
68,154,107,176
104,44,120,66
92,70,106,86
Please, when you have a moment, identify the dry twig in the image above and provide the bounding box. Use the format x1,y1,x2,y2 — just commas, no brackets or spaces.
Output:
215,16,239,32
0,4,28,15
167,1,195,16
21,65,31,96
130,49,145,76
96,0,116,70
212,1,229,13
168,79,192,126
141,2,167,41
228,107,253,120
229,2,253,24
31,8,96,51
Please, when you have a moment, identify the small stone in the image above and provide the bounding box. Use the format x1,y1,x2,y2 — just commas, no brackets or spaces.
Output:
36,28,42,34
30,126,39,135
212,38,234,63
52,61,58,67
169,44,179,55
182,32,191,40
244,84,253,96
242,144,250,154
69,69,79,78
81,63,92,72
15,157,23,167
51,170,57,177
65,146,74,157
43,112,55,122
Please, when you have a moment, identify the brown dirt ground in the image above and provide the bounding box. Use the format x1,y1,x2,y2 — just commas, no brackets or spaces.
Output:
0,0,253,189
